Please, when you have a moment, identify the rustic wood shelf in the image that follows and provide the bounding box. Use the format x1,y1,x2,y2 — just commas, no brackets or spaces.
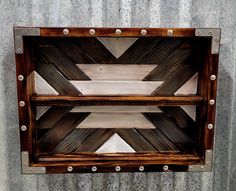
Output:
14,27,220,173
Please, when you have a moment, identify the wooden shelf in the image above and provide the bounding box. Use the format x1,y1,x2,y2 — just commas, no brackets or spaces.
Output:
31,95,205,106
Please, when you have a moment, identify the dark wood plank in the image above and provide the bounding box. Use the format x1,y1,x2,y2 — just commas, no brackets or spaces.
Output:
51,129,96,153
116,129,156,151
31,95,204,106
37,107,71,129
136,129,179,152
36,62,82,96
151,65,196,95
38,113,90,153
40,46,90,80
143,113,194,151
143,49,192,81
74,129,115,152
74,38,117,64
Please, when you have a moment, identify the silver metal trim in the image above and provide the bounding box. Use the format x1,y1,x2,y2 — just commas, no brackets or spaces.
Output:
14,27,40,54
189,150,213,171
21,151,46,174
195,28,221,54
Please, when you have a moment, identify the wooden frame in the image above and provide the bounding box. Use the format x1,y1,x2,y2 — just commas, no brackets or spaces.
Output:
14,27,220,173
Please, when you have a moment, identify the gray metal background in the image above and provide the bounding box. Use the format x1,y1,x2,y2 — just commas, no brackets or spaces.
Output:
0,0,236,190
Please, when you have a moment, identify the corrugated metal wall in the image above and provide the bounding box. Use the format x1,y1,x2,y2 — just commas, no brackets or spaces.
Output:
0,0,236,190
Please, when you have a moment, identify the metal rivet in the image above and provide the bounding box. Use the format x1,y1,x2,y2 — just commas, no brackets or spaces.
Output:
208,124,213,129
18,75,24,81
67,166,73,172
35,30,39,34
214,37,218,41
197,31,201,35
115,166,121,171
201,166,204,169
63,29,69,35
209,99,215,105
213,49,218,53
139,166,144,171
21,125,27,131
210,75,216,81
116,29,121,35
42,167,45,171
189,166,193,170
141,29,147,36
209,31,213,35
16,36,21,40
163,165,168,171
23,30,26,33
167,29,173,36
92,166,97,172
89,29,96,35
206,161,211,165
19,101,25,107
16,48,22,53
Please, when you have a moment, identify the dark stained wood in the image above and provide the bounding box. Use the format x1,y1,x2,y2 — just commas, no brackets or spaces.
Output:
152,65,196,95
38,113,90,153
143,49,192,80
36,62,82,96
31,95,205,106
74,129,115,152
136,129,179,152
39,47,90,80
52,129,96,153
37,107,71,129
116,129,156,151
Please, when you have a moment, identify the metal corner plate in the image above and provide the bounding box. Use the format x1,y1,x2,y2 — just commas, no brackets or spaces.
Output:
14,27,40,54
21,151,46,174
195,28,221,54
188,150,213,172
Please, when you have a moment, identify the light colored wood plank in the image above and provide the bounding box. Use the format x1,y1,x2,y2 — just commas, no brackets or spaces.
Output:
76,64,156,80
97,37,138,58
70,80,163,95
95,133,135,153
36,106,51,120
70,106,162,113
174,73,198,95
180,106,196,121
34,71,59,95
76,113,156,129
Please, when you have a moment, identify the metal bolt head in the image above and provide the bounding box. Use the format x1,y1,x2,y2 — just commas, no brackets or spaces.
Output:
16,48,23,54
209,99,215,105
197,31,201,35
89,29,96,35
18,75,24,81
141,29,147,36
210,75,216,81
139,166,144,171
115,29,121,35
213,49,218,54
208,124,213,129
63,29,69,35
21,125,27,131
67,166,73,172
16,35,21,40
115,166,121,171
19,101,25,107
209,31,213,35
163,165,169,171
167,29,173,36
91,166,97,172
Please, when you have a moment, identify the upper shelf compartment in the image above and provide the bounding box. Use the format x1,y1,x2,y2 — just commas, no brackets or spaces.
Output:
32,37,200,97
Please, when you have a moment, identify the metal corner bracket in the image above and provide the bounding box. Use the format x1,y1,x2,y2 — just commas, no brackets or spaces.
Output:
195,28,220,54
21,151,46,174
188,150,213,172
14,27,40,54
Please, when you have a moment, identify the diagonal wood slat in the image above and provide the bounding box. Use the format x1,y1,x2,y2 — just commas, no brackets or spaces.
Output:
36,62,82,96
116,129,156,151
40,47,90,80
74,129,115,152
75,38,117,64
143,113,194,150
38,113,90,153
151,65,196,95
136,129,179,152
51,129,96,153
143,49,192,81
